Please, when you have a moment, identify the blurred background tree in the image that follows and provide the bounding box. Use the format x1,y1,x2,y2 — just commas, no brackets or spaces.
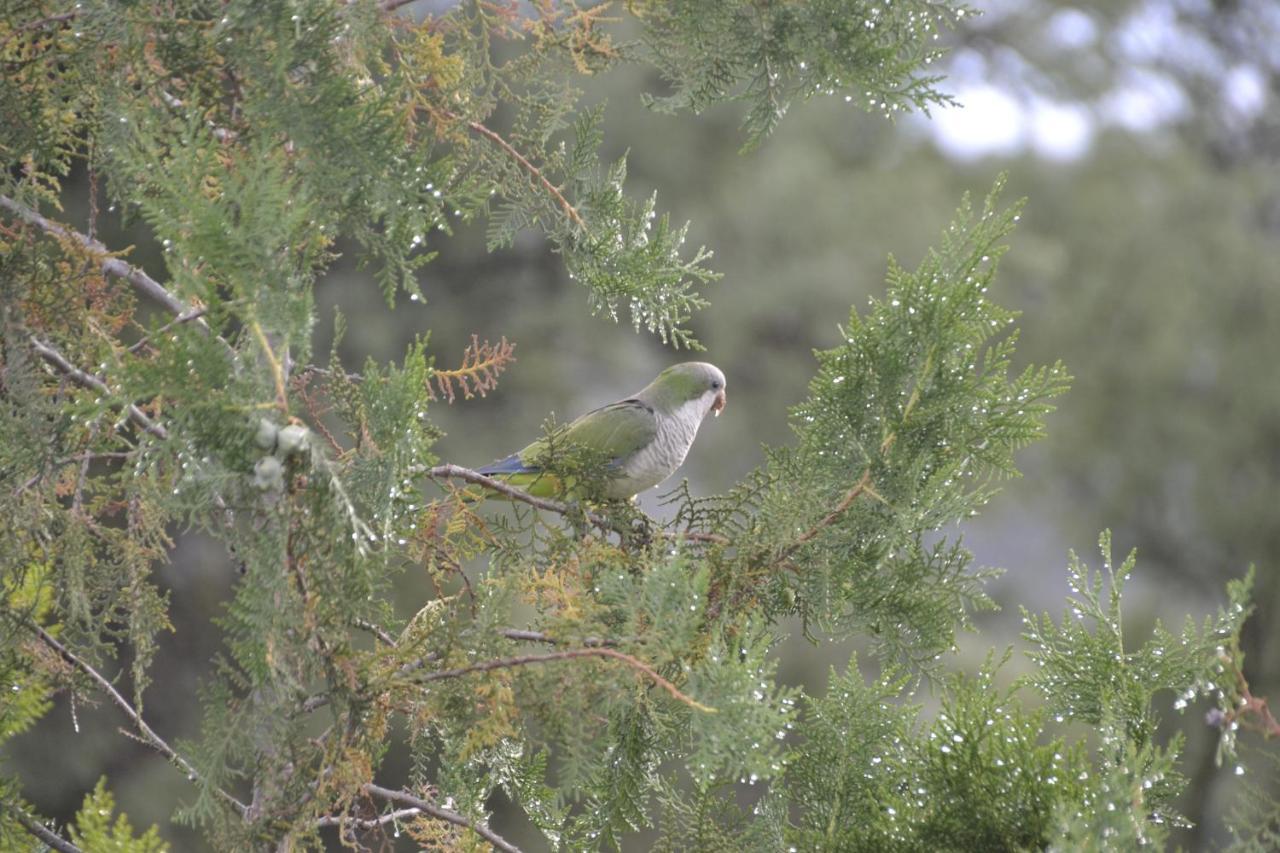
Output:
3,0,1279,850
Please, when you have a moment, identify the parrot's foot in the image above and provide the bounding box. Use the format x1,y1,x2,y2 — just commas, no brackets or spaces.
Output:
623,513,655,551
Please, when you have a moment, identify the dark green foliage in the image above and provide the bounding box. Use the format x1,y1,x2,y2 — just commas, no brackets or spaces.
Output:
782,656,1088,852
1225,752,1280,853
637,0,965,148
783,660,919,851
1,1,1274,850
1023,532,1252,748
1019,534,1256,843
673,182,1068,665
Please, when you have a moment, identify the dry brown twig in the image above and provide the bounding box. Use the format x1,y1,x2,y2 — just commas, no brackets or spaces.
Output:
428,335,516,403
772,469,887,571
1218,653,1280,739
461,117,589,232
413,646,715,713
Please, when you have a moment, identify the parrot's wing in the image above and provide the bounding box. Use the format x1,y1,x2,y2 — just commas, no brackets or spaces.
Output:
481,398,657,474
562,398,658,466
473,400,657,500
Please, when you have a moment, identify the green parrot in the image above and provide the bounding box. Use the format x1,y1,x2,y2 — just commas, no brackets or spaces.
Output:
476,362,726,500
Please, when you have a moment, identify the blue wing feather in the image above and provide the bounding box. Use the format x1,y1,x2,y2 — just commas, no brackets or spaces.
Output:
478,453,537,475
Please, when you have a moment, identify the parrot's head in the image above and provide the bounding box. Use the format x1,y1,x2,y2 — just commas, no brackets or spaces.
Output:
645,362,726,419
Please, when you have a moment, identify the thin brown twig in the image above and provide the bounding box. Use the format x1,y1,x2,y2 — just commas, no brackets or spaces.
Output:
24,621,250,816
362,783,521,851
1221,654,1280,738
774,469,883,567
425,532,478,608
126,307,208,354
772,345,930,569
290,372,345,454
673,530,731,545
424,464,611,529
462,118,588,232
415,647,715,713
427,464,726,548
30,337,169,440
299,645,445,715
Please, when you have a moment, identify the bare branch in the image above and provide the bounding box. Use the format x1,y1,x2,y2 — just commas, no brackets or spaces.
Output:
2,195,193,321
361,783,522,852
24,621,250,816
416,647,715,713
379,0,425,12
499,628,618,647
0,195,235,358
307,44,587,233
423,464,612,529
426,464,724,547
316,805,421,830
30,337,169,440
353,617,398,647
126,307,208,354
461,117,589,232
5,805,82,853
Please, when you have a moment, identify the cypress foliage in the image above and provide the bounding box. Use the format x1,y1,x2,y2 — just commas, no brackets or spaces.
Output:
0,1,1272,850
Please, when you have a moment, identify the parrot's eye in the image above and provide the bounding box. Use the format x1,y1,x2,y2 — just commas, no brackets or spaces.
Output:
711,380,721,390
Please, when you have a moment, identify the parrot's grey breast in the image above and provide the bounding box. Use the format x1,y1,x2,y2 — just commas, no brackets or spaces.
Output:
609,395,709,498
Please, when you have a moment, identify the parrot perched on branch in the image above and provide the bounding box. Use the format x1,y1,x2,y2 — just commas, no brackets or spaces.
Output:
476,362,726,501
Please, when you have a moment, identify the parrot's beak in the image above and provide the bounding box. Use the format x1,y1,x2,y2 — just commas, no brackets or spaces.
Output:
712,389,726,418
